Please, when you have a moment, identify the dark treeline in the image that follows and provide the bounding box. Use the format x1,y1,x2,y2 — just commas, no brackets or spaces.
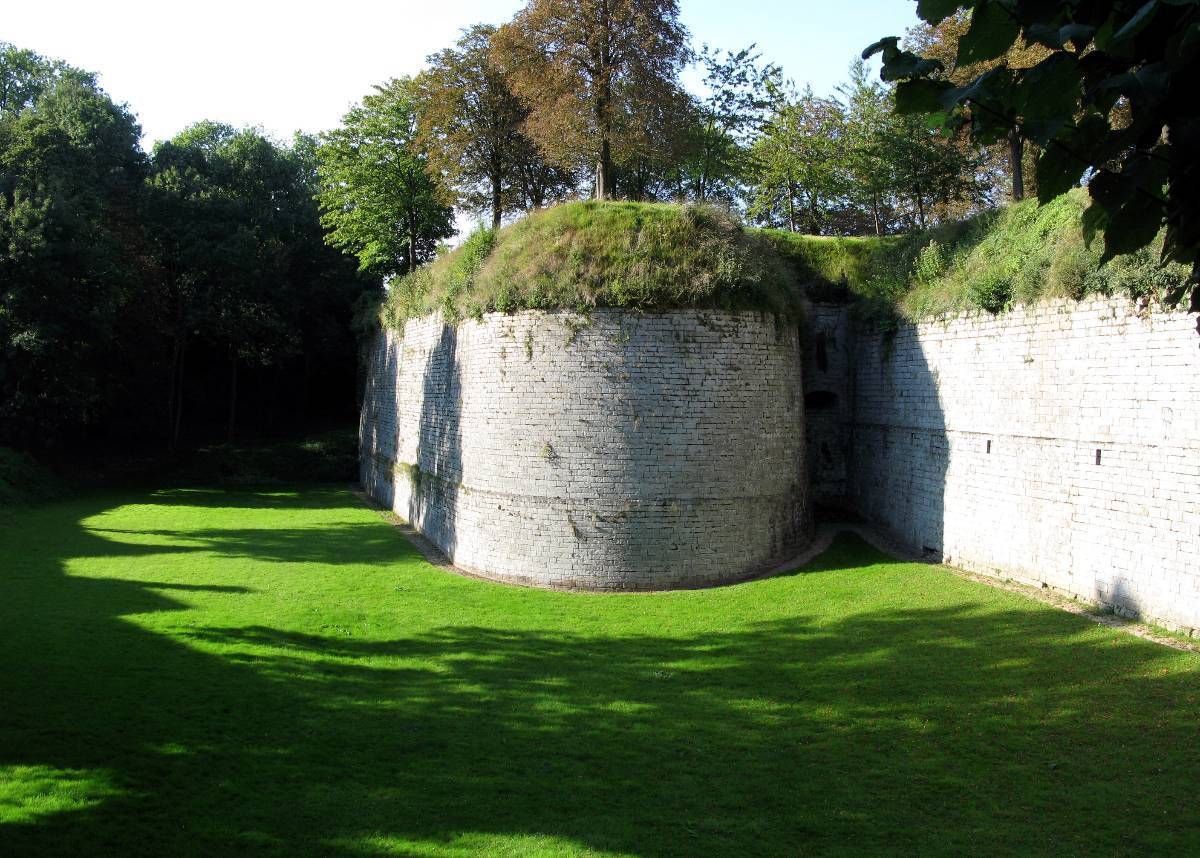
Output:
0,44,378,451
0,1,1032,453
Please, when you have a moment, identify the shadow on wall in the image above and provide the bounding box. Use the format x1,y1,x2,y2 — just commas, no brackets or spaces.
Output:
846,325,949,561
409,323,463,563
359,332,402,509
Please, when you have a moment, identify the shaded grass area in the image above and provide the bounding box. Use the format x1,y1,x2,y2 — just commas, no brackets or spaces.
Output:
3,486,1199,855
4,430,359,506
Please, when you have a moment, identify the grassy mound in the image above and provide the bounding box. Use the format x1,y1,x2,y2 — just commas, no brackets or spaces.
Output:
892,190,1191,318
380,201,801,329
759,190,1191,322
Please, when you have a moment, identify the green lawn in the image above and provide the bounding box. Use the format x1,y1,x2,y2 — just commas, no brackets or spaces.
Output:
2,486,1199,856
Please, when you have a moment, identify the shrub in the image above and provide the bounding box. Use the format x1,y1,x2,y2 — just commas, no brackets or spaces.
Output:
0,447,62,507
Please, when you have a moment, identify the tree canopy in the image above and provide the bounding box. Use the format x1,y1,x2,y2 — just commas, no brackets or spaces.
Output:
0,47,145,442
416,25,571,229
867,0,1200,306
316,78,454,278
1,43,377,450
492,0,693,199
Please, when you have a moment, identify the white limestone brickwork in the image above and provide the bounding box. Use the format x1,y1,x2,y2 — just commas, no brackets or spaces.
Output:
360,309,811,590
850,298,1200,630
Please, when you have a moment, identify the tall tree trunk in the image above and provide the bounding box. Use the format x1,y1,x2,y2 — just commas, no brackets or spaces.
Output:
1009,129,1025,202
872,193,882,236
915,188,927,230
491,168,502,229
786,181,797,232
596,137,613,200
595,0,614,200
170,335,187,452
166,334,181,446
226,351,238,443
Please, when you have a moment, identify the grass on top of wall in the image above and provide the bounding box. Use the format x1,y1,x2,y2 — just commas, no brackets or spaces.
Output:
375,191,1192,334
4,484,1200,855
760,190,1192,323
379,201,801,330
890,190,1192,319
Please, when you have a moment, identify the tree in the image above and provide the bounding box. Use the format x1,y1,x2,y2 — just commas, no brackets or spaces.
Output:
0,41,96,114
839,60,985,234
682,44,782,204
839,61,901,236
315,78,454,278
145,124,376,446
867,0,1200,305
748,86,845,233
2,40,379,450
0,55,145,444
902,11,1048,202
145,123,279,446
416,25,568,228
492,0,692,199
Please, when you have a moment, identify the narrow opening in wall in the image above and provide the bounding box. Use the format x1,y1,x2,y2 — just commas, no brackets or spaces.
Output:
1095,448,1102,465
805,390,838,410
986,440,992,454
815,331,828,372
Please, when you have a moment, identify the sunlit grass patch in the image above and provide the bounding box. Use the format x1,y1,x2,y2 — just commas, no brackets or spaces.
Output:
0,765,120,825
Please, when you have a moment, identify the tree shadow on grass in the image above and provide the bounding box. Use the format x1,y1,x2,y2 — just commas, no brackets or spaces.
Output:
139,485,361,511
85,522,416,568
3,495,1200,856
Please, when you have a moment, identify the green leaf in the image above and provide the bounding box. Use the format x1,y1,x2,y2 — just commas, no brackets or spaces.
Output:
1036,141,1085,201
1112,1,1160,45
1025,22,1095,50
1165,21,1200,67
862,37,899,61
878,49,944,81
917,0,965,25
1101,191,1163,263
1016,54,1081,122
895,79,955,113
957,1,1021,66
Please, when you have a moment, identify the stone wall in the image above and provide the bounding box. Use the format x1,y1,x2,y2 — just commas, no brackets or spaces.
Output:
848,297,1200,631
360,309,810,590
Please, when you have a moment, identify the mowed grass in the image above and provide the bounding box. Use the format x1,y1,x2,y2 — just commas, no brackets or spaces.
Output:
2,487,1199,856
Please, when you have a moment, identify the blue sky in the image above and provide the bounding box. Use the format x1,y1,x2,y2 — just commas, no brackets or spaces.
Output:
5,0,921,147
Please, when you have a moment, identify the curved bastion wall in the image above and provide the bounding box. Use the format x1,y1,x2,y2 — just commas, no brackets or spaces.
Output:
359,309,812,590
